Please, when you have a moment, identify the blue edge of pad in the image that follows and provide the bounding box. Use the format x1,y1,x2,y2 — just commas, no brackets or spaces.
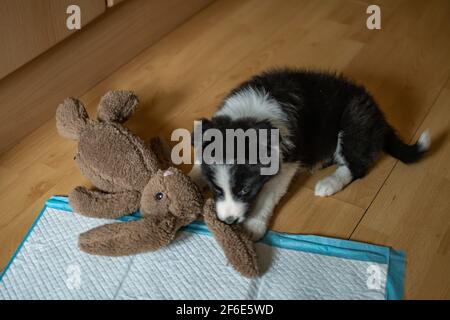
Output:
1,196,406,300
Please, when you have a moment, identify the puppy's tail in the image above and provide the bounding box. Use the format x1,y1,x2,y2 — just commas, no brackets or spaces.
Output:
383,127,430,164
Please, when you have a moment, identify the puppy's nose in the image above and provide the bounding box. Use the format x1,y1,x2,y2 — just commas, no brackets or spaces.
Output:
224,216,238,225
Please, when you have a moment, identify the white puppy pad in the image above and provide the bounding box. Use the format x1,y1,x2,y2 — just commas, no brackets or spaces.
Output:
0,197,405,300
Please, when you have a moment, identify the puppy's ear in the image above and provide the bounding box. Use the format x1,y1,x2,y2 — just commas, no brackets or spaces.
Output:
254,119,274,131
255,119,275,146
253,120,280,162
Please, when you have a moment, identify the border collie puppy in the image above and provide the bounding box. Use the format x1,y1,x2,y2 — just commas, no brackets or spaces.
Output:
189,68,430,240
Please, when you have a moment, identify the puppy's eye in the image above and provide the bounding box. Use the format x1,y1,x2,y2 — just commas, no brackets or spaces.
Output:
238,186,250,196
213,186,224,197
155,192,164,201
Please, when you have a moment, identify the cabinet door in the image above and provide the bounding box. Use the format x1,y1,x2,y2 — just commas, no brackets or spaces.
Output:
0,0,105,79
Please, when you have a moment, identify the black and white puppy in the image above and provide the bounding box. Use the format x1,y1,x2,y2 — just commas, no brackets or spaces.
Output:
189,68,430,240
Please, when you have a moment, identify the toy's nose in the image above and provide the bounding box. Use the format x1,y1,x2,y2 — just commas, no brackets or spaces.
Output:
224,216,238,225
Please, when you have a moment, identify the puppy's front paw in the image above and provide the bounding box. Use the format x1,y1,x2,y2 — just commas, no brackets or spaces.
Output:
243,218,267,241
314,176,343,197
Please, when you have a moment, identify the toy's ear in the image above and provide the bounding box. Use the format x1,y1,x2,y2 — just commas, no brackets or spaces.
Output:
203,199,259,278
97,90,139,123
78,215,179,256
56,97,89,140
148,136,172,169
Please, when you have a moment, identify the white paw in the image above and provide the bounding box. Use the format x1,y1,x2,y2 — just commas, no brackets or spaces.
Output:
314,176,343,197
417,130,430,152
243,218,267,241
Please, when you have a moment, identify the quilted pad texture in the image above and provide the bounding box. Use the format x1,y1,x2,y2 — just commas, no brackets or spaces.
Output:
0,199,405,299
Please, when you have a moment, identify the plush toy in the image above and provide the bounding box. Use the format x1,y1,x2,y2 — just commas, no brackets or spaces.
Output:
55,90,259,278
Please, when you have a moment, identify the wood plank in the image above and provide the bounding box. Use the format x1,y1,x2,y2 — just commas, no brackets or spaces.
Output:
0,0,214,154
0,0,105,79
270,183,364,238
351,86,450,299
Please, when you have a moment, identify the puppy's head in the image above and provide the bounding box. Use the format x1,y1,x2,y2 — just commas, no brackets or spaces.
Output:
193,116,277,224
203,164,272,224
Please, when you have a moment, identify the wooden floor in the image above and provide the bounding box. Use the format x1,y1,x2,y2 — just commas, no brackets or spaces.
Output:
1,0,449,299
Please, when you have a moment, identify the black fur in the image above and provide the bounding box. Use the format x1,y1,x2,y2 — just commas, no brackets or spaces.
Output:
197,116,276,164
202,163,271,207
223,68,426,178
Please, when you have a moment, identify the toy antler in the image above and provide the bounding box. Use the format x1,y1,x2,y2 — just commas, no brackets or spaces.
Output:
202,199,259,278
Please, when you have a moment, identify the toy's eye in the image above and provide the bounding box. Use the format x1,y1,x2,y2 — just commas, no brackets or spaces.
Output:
155,192,164,201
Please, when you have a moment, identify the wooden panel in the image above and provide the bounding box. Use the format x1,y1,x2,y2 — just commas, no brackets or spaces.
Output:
0,0,214,154
351,86,450,299
0,0,106,79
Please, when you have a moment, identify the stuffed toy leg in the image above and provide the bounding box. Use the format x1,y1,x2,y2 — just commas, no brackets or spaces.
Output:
79,214,181,256
203,199,259,278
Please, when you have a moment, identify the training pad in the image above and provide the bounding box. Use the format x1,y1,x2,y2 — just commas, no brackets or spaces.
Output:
0,197,405,299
